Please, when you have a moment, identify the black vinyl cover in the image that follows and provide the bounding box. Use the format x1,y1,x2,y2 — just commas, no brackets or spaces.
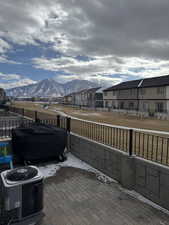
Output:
12,124,67,161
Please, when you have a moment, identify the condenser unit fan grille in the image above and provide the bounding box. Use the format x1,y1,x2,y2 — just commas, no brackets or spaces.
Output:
6,167,38,182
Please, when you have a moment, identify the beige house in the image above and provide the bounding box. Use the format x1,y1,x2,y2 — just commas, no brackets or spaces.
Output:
62,87,103,108
63,93,73,105
74,89,88,106
103,75,169,116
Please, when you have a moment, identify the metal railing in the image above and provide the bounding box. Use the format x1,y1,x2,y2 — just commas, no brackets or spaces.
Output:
3,105,169,166
0,106,69,138
0,119,33,138
133,131,169,165
71,118,130,153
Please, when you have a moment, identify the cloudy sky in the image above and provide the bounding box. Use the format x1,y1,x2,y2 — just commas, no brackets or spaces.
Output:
0,0,169,89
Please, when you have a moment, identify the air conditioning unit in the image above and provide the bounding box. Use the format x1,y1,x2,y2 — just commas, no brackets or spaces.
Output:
0,166,44,225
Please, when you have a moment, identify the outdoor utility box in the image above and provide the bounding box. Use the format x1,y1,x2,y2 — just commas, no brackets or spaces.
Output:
0,166,44,225
11,124,67,162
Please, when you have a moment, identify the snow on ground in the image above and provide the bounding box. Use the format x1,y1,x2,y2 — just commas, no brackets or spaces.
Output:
38,153,116,184
38,164,60,178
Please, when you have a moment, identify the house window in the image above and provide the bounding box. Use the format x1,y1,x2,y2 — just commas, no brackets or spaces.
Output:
129,102,134,109
156,102,164,112
140,88,146,95
143,102,148,111
112,91,116,96
120,102,124,109
105,101,108,107
111,101,115,108
104,92,107,96
130,89,135,95
157,87,165,95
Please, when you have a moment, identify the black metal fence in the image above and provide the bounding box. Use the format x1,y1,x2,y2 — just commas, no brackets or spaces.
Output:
71,118,130,152
2,105,169,166
71,118,169,166
133,131,169,165
0,117,69,139
0,106,69,138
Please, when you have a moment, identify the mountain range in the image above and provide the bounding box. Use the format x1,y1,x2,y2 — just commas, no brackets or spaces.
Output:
6,79,99,97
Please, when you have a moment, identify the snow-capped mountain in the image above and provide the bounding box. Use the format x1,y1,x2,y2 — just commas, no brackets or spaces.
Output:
6,79,98,97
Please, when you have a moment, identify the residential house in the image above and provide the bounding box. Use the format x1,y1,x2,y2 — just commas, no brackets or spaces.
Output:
74,87,103,108
103,75,169,115
62,87,103,108
74,89,87,106
84,87,103,108
63,93,73,105
95,87,104,108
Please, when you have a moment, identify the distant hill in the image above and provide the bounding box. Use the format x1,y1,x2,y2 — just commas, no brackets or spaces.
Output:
6,79,98,97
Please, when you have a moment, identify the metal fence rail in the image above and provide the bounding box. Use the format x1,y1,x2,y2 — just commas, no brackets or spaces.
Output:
133,131,169,166
0,119,34,138
3,105,169,166
71,118,130,152
0,106,69,138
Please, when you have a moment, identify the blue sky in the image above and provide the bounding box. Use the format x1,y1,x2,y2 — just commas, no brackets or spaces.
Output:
0,43,59,80
0,0,169,89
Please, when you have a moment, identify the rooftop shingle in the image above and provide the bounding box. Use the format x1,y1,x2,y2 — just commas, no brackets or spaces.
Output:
104,74,169,91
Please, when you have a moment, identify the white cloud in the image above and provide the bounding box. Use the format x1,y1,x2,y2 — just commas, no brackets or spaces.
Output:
32,55,126,85
0,38,21,64
0,55,21,64
0,38,11,53
32,55,169,84
1,0,169,58
0,0,169,84
53,74,122,87
0,73,21,80
33,55,121,75
0,72,37,89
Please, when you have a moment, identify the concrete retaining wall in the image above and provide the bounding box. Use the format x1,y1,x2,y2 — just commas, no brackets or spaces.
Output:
70,133,134,188
135,157,169,210
70,133,169,210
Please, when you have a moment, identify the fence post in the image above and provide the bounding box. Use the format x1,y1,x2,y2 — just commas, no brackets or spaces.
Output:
57,115,60,128
66,117,71,152
34,111,38,122
129,129,133,156
66,117,71,132
22,108,24,117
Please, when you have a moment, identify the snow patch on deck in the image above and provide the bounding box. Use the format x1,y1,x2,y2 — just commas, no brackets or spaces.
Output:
38,164,60,178
38,153,116,184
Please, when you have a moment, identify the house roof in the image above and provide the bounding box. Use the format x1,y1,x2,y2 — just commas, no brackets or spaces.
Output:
103,75,169,91
96,87,105,93
85,87,101,93
67,87,101,96
142,75,169,88
64,93,73,97
64,89,88,97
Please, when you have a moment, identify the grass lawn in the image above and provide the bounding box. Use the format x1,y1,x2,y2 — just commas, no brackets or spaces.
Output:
11,101,169,166
13,101,169,132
